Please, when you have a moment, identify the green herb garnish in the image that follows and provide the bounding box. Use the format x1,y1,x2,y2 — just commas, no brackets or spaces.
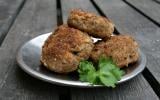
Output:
78,56,125,87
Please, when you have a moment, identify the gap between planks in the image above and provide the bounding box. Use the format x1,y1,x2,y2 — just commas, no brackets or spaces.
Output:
0,0,26,47
56,0,71,99
151,0,160,5
90,0,120,35
123,0,160,27
57,0,63,26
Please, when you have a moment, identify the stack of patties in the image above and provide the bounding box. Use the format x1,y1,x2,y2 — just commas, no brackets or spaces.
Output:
41,9,139,73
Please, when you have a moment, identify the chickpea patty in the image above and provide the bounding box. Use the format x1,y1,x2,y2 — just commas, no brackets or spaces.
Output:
67,9,114,38
41,25,94,73
91,35,139,68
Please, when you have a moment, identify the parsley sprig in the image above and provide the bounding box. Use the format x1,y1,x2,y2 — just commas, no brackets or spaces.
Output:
78,56,125,87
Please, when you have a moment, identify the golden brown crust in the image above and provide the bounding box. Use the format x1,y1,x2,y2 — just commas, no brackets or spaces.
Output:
41,25,94,73
67,9,114,38
91,35,139,68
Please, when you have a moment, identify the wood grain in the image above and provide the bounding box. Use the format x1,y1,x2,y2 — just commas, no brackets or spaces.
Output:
126,0,160,24
61,0,159,99
0,0,159,99
0,0,60,99
0,0,24,45
71,75,158,100
95,0,160,84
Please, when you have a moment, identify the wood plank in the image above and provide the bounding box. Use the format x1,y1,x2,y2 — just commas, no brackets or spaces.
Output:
95,0,160,84
0,62,60,100
72,76,158,100
126,0,160,24
61,0,159,99
0,0,60,99
0,0,24,44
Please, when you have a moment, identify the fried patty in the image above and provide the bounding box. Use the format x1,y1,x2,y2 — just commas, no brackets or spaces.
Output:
41,25,94,73
67,9,114,38
91,35,139,68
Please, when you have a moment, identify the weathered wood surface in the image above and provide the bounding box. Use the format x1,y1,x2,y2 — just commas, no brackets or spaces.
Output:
0,0,61,99
61,0,159,99
95,0,160,84
0,0,24,44
0,0,159,99
71,76,158,100
126,0,160,24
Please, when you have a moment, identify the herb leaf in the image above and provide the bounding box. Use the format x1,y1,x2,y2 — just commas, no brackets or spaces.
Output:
78,56,125,87
78,61,98,83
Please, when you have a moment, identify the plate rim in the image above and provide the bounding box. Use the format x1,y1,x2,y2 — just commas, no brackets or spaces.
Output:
16,33,147,87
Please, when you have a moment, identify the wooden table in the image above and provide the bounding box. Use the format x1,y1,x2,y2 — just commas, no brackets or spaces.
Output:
0,0,160,99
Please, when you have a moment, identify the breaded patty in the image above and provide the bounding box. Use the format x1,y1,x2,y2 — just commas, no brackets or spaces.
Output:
67,9,114,38
41,25,94,73
91,35,139,68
